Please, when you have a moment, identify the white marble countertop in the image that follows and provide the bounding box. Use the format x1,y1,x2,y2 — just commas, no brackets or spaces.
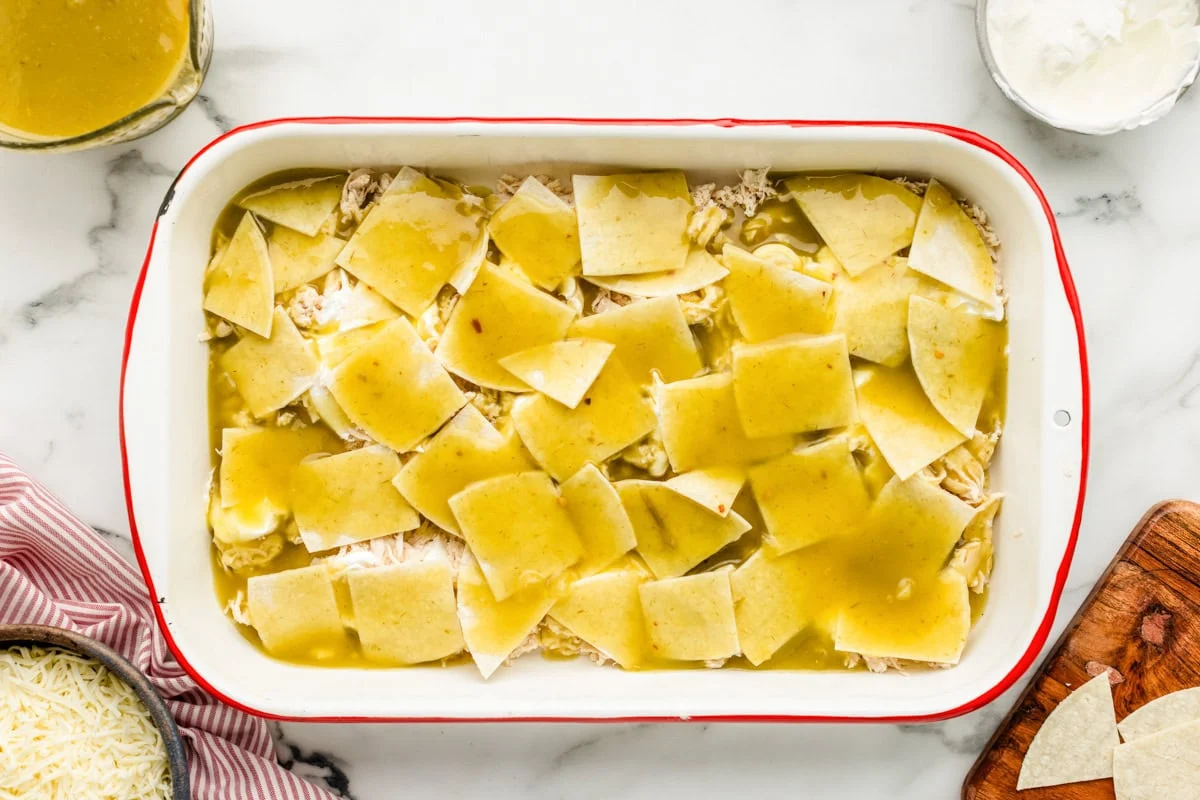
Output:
2,0,1198,796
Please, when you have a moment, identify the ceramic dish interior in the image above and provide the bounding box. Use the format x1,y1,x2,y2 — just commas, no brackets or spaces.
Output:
0,624,189,798
121,119,1088,722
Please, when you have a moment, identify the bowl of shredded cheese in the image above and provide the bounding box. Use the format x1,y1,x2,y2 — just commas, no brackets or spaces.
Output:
0,624,188,799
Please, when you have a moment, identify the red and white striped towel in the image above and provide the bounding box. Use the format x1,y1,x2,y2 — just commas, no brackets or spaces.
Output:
0,454,337,800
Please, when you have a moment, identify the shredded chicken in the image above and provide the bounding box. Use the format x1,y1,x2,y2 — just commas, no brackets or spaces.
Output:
678,283,726,327
405,523,467,575
590,287,634,315
495,173,573,205
538,618,614,665
712,168,777,217
503,632,543,666
225,590,252,626
468,387,516,424
216,533,284,572
964,202,1001,260
337,168,393,233
687,203,730,248
892,176,929,196
282,519,303,545
415,286,459,349
286,285,325,329
702,658,729,669
557,276,586,316
921,423,1001,506
617,430,670,478
947,494,1002,593
199,317,234,342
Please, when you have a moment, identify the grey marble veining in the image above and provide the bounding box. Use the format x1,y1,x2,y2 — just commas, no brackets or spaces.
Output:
2,0,1199,796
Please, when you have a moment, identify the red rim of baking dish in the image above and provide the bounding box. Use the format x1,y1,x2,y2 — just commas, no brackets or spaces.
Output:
119,116,1090,724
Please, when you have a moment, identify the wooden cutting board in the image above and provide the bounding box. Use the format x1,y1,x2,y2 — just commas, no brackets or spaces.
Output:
963,500,1200,799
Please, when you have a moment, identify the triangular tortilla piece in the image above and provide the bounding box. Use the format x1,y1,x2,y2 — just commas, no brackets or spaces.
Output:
722,244,832,342
457,553,556,679
247,564,348,657
510,359,656,481
1119,688,1200,742
1113,719,1200,800
784,174,921,275
323,281,400,334
748,436,870,555
448,471,583,601
582,248,728,297
498,339,614,408
732,333,858,438
393,405,534,536
335,168,486,316
907,179,997,304
731,548,810,666
267,226,345,293
908,295,1004,436
568,295,701,384
657,373,793,472
617,480,751,578
835,570,971,664
220,307,320,418
559,464,638,576
855,364,967,480
203,212,274,336
833,256,934,366
315,321,388,369
219,426,339,513
638,569,740,661
347,561,464,665
291,446,419,553
548,563,650,668
436,263,577,391
833,475,975,663
574,171,692,276
664,466,745,517
238,175,344,237
1017,673,1119,790
328,317,466,452
488,176,581,290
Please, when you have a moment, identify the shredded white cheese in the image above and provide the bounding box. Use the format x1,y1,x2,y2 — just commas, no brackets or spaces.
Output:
0,646,172,800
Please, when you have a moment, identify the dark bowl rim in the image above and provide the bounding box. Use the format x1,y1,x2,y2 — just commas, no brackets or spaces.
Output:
0,623,189,799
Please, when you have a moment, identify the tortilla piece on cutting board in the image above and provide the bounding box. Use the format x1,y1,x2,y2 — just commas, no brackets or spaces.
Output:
964,501,1200,799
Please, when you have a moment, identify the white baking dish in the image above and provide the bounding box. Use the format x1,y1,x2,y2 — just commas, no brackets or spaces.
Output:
121,118,1088,722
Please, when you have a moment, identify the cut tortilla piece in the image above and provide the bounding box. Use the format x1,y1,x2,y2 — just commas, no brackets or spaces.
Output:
315,320,388,369
457,553,556,679
335,167,486,316
510,359,656,481
731,333,858,438
664,466,745,517
908,295,1004,436
574,171,692,276
656,372,794,472
393,405,534,536
324,281,400,334
436,262,577,391
1113,719,1200,800
784,174,921,275
347,561,464,665
498,339,614,408
219,426,339,514
203,212,274,337
448,471,583,601
548,563,650,668
1017,672,1120,790
291,446,419,553
267,226,345,293
328,317,466,452
833,256,934,367
855,364,967,480
247,564,347,657
220,307,320,418
639,569,740,662
487,176,581,290
731,549,810,666
582,248,728,297
559,464,637,576
835,570,972,664
1119,688,1200,742
238,175,344,237
568,295,701,384
748,436,871,555
722,244,832,342
907,179,997,304
617,480,751,578
305,381,365,441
